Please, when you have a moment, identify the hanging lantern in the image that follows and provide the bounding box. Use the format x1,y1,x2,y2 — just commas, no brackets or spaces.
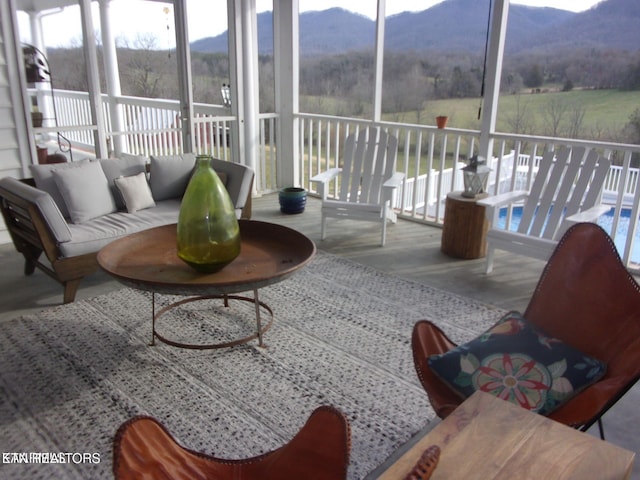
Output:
462,155,491,198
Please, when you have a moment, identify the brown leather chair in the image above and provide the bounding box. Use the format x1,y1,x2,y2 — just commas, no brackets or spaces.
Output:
113,406,351,480
412,223,640,438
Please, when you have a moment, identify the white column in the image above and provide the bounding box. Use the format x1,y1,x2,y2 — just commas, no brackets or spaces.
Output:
27,12,45,50
98,0,125,155
274,0,299,188
173,0,194,153
479,0,509,161
228,0,259,174
27,12,53,130
79,0,108,158
227,0,242,165
239,0,259,177
372,0,386,122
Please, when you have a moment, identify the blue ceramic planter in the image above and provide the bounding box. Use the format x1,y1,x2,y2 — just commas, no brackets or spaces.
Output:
279,187,307,214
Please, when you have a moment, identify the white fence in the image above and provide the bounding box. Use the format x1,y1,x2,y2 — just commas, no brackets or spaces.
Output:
33,89,640,270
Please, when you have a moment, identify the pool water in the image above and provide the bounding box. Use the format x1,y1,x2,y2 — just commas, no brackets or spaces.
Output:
498,207,640,264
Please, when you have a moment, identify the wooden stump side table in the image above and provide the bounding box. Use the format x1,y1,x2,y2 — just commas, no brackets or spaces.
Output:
441,191,489,259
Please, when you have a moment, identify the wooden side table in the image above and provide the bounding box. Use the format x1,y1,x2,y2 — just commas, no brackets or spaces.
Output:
377,391,636,479
441,191,489,259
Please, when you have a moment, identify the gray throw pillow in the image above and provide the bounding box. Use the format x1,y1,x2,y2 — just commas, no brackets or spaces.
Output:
100,155,149,209
30,159,91,218
52,160,117,224
149,153,196,201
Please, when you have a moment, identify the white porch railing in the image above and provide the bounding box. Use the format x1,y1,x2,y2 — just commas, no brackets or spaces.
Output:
297,113,640,269
37,89,640,271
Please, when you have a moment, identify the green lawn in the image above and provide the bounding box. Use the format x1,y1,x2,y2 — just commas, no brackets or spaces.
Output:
413,89,640,141
305,88,639,142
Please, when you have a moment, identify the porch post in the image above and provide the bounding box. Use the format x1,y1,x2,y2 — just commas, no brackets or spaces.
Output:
372,0,386,122
98,0,126,156
27,11,54,135
229,0,259,178
478,0,508,161
274,0,299,188
79,0,108,159
227,0,243,166
173,0,194,153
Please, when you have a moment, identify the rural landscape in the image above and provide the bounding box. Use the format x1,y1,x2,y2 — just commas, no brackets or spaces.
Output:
45,0,640,145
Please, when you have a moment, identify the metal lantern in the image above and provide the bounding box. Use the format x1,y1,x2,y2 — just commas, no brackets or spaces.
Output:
461,155,491,198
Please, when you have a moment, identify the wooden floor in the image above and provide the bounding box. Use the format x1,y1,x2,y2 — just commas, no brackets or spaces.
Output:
253,194,546,312
0,193,637,475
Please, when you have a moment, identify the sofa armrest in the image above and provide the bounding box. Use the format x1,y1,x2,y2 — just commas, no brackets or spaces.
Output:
209,158,254,219
0,177,71,246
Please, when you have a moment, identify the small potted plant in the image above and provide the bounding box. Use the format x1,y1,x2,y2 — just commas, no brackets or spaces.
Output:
31,106,43,128
278,187,307,214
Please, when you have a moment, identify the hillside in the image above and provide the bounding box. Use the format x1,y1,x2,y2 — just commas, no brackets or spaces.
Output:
190,0,639,56
511,0,640,53
384,0,572,54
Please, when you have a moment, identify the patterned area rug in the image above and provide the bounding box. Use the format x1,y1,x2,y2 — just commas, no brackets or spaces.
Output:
0,251,504,479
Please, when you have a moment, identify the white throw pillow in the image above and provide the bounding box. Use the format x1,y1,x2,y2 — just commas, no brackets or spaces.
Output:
100,155,149,209
52,161,117,223
114,172,156,213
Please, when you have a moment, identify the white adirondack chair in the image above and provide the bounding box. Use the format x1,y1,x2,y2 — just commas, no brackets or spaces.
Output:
310,126,404,246
477,146,611,273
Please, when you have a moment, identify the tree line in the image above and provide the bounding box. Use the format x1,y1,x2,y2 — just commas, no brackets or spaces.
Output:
46,36,640,145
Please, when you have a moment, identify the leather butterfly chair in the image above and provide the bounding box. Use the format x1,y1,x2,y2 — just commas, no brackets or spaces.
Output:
412,222,640,438
113,406,351,480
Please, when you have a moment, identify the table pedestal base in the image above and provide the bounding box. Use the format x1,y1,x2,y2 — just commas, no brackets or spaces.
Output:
151,290,273,349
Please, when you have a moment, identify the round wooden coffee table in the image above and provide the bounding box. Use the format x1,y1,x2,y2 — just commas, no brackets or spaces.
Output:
97,220,316,349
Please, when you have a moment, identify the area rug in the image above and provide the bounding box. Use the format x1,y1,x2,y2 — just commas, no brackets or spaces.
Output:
0,251,504,479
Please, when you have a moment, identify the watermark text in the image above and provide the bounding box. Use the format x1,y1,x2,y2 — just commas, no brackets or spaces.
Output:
2,452,100,464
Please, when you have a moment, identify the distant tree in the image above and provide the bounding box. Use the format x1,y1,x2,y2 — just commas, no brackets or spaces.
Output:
258,56,275,113
48,47,93,92
502,71,524,94
523,64,544,89
624,108,640,144
118,34,177,98
562,78,574,92
540,95,569,137
503,94,534,135
621,61,640,90
540,96,586,139
566,101,586,139
447,66,479,98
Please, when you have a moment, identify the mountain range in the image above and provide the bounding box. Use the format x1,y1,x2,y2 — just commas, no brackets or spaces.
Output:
190,0,640,56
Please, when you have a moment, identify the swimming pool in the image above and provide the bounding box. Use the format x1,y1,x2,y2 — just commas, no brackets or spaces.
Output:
498,206,640,264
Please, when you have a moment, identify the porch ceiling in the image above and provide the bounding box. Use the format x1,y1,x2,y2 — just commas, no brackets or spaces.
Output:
15,0,170,14
16,0,76,12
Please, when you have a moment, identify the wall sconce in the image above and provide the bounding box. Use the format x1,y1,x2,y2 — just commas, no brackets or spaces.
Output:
221,84,231,108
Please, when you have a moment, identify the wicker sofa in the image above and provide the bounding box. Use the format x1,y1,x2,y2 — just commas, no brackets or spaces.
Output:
0,154,254,304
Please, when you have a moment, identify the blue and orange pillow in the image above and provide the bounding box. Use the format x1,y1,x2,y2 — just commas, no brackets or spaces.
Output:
427,311,606,415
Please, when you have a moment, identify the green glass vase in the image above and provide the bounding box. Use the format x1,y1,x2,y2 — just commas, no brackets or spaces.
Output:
177,155,241,273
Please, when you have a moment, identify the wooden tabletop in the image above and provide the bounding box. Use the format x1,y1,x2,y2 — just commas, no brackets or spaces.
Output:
97,220,316,296
378,391,635,480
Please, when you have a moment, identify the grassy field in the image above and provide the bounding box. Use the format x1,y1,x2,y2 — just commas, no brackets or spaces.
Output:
400,89,640,141
296,88,640,183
